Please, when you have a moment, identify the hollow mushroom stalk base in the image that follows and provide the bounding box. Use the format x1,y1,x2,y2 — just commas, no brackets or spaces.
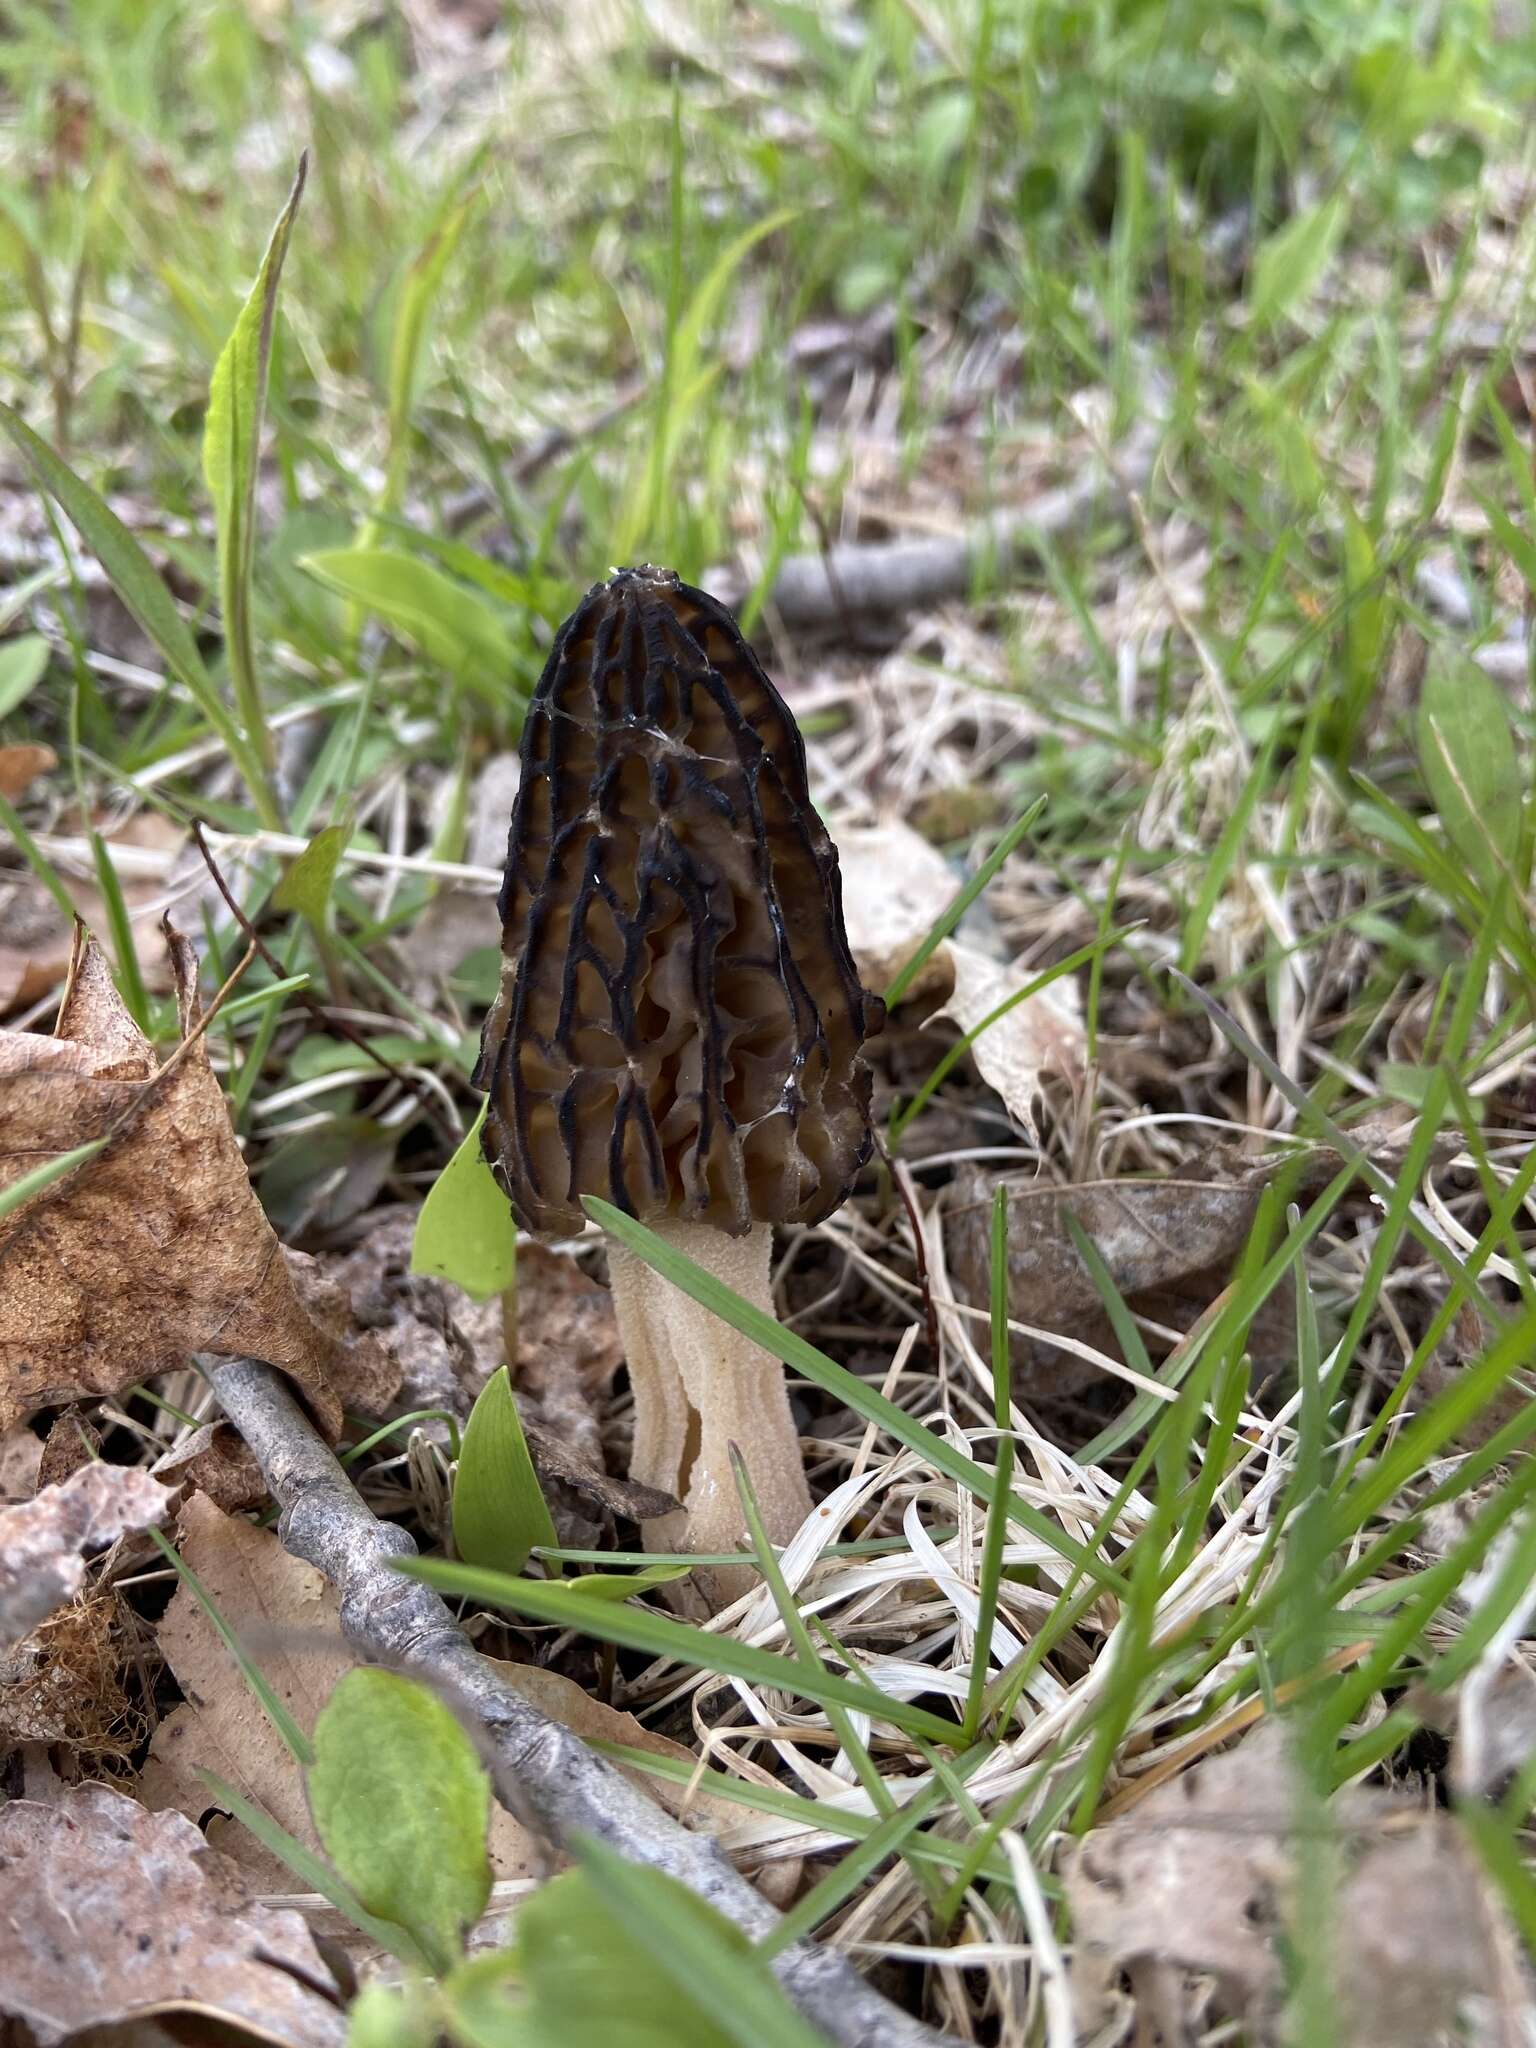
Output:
607,1219,811,1604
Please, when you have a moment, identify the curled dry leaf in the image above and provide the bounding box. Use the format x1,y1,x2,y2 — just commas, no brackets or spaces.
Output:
0,1461,171,1651
1068,1725,1528,2048
0,924,394,1437
0,1782,345,2047
839,821,1083,1136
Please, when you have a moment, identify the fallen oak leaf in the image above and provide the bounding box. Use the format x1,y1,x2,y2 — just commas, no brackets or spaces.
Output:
0,923,387,1436
0,1460,172,1650
0,1782,345,2047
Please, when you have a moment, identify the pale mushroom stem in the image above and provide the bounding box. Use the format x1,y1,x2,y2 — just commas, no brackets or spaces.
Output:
607,1219,812,1605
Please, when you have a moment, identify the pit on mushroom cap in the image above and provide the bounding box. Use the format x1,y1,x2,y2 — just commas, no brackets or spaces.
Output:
476,565,882,1602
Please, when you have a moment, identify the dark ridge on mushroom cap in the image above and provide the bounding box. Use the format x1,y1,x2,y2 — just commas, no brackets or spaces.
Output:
475,564,883,1237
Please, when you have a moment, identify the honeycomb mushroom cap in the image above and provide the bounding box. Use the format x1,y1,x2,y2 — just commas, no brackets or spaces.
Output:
476,565,882,1237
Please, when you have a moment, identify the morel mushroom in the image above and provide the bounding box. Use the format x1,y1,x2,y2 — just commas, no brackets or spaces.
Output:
476,565,881,1599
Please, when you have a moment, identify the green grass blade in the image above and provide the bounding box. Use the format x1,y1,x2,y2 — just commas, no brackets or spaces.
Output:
394,1556,962,1744
0,400,276,823
203,153,306,801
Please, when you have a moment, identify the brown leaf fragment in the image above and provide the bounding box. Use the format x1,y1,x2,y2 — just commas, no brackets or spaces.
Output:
0,1782,345,2047
513,1241,625,1467
0,1462,171,1650
37,1403,101,1489
0,1424,42,1501
0,925,347,1437
312,1207,499,1423
1068,1728,1294,2023
150,1421,269,1513
1335,1823,1513,2048
0,741,56,800
522,1415,681,1524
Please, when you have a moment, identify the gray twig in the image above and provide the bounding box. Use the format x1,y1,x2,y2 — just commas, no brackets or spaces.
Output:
704,417,1161,629
208,1356,956,2048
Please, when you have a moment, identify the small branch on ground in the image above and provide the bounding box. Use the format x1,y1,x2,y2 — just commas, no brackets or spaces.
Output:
208,1354,959,2048
706,417,1160,629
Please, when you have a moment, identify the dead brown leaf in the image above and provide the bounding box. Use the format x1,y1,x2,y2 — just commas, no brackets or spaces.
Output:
1068,1726,1529,2047
0,1461,171,1650
513,1242,624,1459
0,1424,42,1501
839,821,1084,1134
37,1403,100,1488
144,1498,726,1919
314,1206,497,1422
0,925,396,1437
0,1782,345,2046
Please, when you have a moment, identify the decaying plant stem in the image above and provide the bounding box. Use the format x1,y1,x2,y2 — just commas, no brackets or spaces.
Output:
208,1354,955,2048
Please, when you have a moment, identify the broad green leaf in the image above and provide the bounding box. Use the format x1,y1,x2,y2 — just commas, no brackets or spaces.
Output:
411,1101,517,1299
1250,196,1347,328
0,632,50,718
344,1980,438,2048
398,1557,962,1744
1417,662,1524,893
273,820,349,925
563,1562,694,1602
308,1668,492,1975
203,153,307,792
198,1770,423,1968
0,401,273,819
444,1849,824,2048
452,1365,557,1576
298,548,518,707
